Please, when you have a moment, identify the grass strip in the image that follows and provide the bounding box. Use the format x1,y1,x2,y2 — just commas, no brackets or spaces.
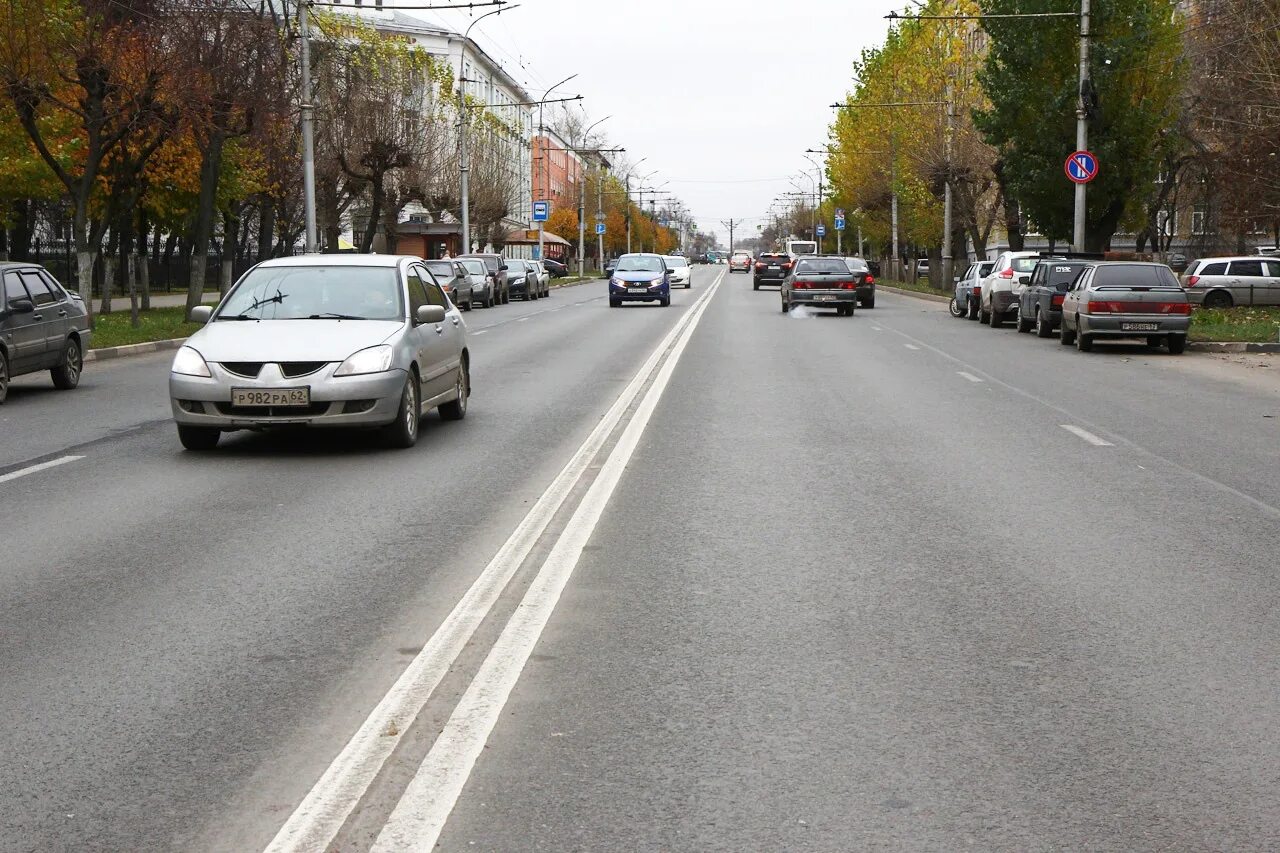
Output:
90,306,204,349
1189,306,1280,343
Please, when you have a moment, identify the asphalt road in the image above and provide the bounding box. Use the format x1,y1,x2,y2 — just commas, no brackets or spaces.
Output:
5,267,1280,851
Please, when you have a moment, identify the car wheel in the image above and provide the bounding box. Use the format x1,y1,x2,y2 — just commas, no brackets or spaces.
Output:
949,296,965,317
967,296,979,320
685,282,691,289
863,295,874,309
781,299,790,314
988,304,1002,328
609,298,620,307
501,289,510,305
382,374,420,449
177,425,220,451
1060,315,1077,345
51,337,83,389
1167,334,1187,354
660,296,670,307
438,359,469,421
1204,290,1233,309
1035,308,1054,338
979,303,990,324
0,348,9,404
1076,326,1094,352
463,300,472,311
1016,310,1033,333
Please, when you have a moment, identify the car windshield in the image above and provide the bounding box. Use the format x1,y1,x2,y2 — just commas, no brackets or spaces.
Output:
795,258,849,274
616,256,664,273
216,265,402,321
460,260,486,275
664,257,689,267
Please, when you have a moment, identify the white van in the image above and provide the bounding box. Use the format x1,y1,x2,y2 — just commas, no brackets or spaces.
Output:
786,239,818,258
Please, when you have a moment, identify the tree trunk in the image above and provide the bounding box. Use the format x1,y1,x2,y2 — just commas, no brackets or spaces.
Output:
1085,198,1126,254
360,176,384,254
118,211,137,327
258,202,275,260
188,130,226,316
101,250,115,316
138,215,152,311
992,160,1024,251
221,208,238,295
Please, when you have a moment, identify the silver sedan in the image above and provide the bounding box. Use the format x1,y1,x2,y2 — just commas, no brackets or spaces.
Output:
169,255,470,450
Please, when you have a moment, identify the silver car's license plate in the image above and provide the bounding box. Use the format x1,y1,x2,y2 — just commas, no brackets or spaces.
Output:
231,387,310,407
814,294,836,301
1121,322,1159,332
627,287,648,294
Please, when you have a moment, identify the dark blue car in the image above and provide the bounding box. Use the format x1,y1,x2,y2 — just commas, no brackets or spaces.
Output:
608,253,671,307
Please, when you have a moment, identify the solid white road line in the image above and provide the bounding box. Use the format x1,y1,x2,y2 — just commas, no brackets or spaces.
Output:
369,270,725,852
957,371,984,383
1060,425,1114,447
517,317,529,322
904,343,920,351
262,267,727,853
471,330,487,335
0,455,84,485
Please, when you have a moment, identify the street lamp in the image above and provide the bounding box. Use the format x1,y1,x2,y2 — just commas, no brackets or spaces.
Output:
458,4,520,256
535,73,577,265
621,157,648,253
576,114,610,278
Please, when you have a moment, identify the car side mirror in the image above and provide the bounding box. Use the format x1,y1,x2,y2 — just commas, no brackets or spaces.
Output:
1018,275,1031,285
6,297,34,315
499,264,508,271
189,305,213,324
417,304,447,325
953,276,961,283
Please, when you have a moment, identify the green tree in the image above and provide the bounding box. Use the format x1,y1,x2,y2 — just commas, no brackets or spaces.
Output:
974,0,1183,252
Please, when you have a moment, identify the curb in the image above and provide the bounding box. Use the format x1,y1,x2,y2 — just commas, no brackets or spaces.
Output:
86,337,187,363
1189,341,1280,353
877,284,951,304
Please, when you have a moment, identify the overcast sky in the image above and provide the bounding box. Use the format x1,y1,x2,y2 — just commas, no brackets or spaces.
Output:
412,0,903,245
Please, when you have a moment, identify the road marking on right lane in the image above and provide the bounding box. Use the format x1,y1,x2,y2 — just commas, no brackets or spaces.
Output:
262,267,727,853
904,343,920,351
369,270,726,852
957,371,984,383
1060,425,1114,446
0,455,85,485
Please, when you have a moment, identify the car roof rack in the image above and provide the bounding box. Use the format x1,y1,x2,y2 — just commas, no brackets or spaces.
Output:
1037,251,1105,260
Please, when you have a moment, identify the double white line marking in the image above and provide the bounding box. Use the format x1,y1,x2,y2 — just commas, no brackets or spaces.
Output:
265,271,725,853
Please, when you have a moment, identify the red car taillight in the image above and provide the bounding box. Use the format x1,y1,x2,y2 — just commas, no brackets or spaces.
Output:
755,262,765,270
782,262,793,270
1087,301,1191,315
840,281,857,290
1185,275,1200,287
865,275,875,285
999,268,1014,279
792,281,809,289
972,285,981,295
1051,294,1065,307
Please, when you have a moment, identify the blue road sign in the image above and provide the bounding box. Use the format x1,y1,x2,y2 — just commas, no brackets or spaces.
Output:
531,246,542,260
596,222,606,235
816,224,827,237
532,200,550,222
1064,150,1099,185
834,216,846,231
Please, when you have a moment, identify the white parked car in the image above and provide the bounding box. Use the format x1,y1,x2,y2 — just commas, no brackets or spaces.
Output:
980,250,1043,327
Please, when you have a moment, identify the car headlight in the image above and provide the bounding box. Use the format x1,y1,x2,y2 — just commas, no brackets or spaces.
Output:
610,278,624,287
650,278,664,288
335,345,394,377
171,345,211,377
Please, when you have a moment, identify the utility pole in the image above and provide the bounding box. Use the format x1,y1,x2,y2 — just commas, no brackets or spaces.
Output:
457,6,516,258
721,218,740,257
535,74,577,268
943,76,955,285
298,0,317,253
1074,0,1091,252
596,165,604,272
625,173,632,253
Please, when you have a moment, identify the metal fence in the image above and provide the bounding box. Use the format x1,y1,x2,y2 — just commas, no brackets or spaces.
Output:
32,253,256,296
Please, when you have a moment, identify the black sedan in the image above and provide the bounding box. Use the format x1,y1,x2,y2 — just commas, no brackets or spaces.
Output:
1016,258,1092,337
543,258,568,278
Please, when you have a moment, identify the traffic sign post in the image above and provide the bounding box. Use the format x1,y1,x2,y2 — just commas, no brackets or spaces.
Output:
1065,150,1099,185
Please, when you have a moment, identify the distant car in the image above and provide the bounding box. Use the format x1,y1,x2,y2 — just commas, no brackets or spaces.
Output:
1181,256,1280,308
458,253,509,305
916,257,930,279
952,261,993,320
1166,252,1189,273
169,255,470,450
840,256,877,308
729,251,753,273
781,255,861,316
980,250,1043,326
608,253,671,307
458,258,494,308
506,259,540,301
1059,262,1190,353
530,258,550,297
753,252,793,290
663,254,692,288
0,261,90,404
543,258,568,278
1016,258,1092,336
423,259,473,310
604,257,619,278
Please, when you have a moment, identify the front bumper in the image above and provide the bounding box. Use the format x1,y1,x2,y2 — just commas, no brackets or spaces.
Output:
789,289,857,306
1079,314,1191,337
170,365,406,430
610,281,669,301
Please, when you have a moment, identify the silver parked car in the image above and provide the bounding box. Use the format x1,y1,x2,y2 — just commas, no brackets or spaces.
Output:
1059,262,1190,353
0,262,91,404
1182,256,1280,308
458,258,494,308
169,255,470,450
423,259,474,311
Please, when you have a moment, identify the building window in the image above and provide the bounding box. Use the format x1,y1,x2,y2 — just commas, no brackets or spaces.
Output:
1156,207,1175,237
1191,204,1208,235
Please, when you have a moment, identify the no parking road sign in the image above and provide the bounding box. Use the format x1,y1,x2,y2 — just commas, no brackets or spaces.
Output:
1065,150,1099,184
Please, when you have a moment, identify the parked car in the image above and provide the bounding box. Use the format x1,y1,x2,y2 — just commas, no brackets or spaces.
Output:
663,254,692,288
729,251,753,273
842,256,877,308
915,257,930,279
952,261,994,320
0,262,90,404
543,258,568,278
753,252,793,290
458,258,494,308
1015,258,1092,336
169,255,470,450
1181,256,1280,308
423,259,473,311
1059,262,1190,353
1166,252,1189,273
458,253,509,305
506,259,540,301
608,253,671,307
781,255,862,316
530,258,550,297
980,250,1044,327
